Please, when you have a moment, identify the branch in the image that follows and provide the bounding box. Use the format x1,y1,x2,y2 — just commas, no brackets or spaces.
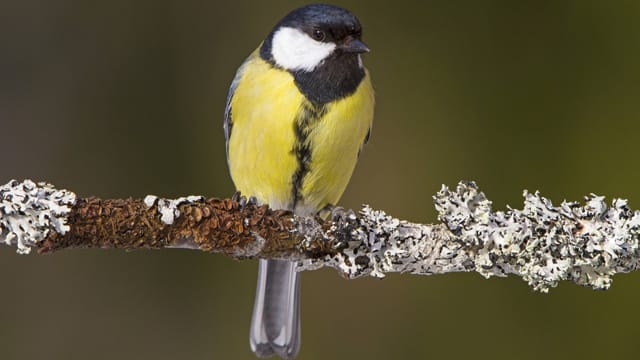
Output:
1,179,639,292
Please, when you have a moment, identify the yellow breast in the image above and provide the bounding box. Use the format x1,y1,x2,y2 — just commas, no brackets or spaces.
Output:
227,52,374,215
299,74,374,213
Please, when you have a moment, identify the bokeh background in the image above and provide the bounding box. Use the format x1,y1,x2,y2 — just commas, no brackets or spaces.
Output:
2,1,640,359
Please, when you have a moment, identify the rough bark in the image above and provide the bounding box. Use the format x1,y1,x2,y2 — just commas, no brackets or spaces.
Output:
2,179,640,293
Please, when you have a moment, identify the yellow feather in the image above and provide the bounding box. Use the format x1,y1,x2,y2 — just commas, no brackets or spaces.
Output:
227,50,374,214
300,73,374,212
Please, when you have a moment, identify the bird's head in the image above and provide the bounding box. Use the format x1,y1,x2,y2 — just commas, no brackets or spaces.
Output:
261,4,369,73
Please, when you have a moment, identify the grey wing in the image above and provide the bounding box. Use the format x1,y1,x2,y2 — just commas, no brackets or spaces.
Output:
223,75,238,159
224,58,250,159
223,96,233,160
363,127,372,146
358,127,372,157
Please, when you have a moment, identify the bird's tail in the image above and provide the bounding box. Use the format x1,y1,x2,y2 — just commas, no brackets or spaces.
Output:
250,259,301,359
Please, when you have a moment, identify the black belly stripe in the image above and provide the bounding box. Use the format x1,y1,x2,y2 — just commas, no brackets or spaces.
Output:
291,101,328,209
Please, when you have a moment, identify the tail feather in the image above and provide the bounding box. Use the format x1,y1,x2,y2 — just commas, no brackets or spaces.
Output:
250,259,301,359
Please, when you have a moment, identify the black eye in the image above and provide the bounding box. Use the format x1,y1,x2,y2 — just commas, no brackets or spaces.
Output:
312,29,325,41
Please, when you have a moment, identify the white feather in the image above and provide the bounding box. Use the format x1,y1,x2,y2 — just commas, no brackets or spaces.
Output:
271,27,336,72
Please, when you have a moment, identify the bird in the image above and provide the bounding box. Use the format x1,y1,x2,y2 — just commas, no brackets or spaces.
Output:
224,4,374,359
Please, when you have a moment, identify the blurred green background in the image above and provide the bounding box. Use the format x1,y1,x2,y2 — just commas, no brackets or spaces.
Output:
2,1,640,359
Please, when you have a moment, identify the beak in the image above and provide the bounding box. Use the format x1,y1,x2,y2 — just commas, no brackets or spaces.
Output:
341,38,370,53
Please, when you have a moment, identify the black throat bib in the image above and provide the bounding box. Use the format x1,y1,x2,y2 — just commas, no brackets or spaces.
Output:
260,40,365,105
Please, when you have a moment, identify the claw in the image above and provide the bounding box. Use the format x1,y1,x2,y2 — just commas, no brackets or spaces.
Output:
231,191,243,203
318,204,355,222
232,191,259,211
332,207,356,222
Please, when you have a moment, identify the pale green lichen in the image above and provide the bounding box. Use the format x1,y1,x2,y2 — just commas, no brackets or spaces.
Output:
0,180,76,254
435,182,640,291
143,194,204,225
299,181,640,292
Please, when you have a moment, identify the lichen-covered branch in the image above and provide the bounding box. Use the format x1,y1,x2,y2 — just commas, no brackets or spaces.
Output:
2,179,640,292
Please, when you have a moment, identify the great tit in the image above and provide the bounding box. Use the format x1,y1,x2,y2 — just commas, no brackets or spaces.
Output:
224,4,374,358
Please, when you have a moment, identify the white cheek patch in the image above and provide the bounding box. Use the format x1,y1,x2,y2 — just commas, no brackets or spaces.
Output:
271,27,336,72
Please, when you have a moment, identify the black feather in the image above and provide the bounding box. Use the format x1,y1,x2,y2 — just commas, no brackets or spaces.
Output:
260,4,366,104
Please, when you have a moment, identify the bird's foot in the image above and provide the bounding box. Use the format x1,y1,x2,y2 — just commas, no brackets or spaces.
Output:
319,204,357,222
231,191,258,210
